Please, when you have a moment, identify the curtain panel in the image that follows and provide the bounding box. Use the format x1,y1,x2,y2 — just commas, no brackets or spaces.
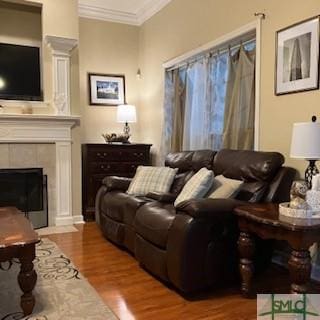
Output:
161,41,255,160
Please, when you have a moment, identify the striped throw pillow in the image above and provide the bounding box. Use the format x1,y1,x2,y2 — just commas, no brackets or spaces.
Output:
127,166,178,196
174,168,214,207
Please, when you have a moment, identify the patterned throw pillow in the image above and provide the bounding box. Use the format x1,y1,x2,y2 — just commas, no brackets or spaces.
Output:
174,168,214,207
127,166,178,196
207,175,243,199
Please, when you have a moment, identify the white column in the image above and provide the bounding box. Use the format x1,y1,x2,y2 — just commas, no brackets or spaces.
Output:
46,36,78,116
55,141,73,226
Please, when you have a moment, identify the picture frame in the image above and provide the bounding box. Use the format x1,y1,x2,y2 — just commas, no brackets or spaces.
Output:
275,16,320,95
88,73,126,106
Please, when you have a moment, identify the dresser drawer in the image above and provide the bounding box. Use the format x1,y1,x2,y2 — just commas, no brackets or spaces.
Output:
89,148,148,162
89,162,141,175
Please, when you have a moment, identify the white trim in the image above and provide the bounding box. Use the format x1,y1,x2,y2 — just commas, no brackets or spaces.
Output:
78,0,172,26
163,19,262,151
45,36,78,116
0,115,80,227
73,215,85,224
136,0,172,25
79,4,140,25
55,216,74,227
254,18,262,151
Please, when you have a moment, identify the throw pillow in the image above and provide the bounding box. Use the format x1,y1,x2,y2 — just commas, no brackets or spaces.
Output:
207,175,243,199
174,168,214,207
127,166,178,196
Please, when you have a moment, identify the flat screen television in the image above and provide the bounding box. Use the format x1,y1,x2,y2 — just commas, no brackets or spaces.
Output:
0,42,42,101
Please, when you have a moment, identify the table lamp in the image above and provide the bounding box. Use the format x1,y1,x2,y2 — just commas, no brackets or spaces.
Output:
117,104,137,136
290,116,320,188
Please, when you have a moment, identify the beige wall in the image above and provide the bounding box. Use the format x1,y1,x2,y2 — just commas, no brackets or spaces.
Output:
138,0,320,174
0,2,41,44
79,18,140,143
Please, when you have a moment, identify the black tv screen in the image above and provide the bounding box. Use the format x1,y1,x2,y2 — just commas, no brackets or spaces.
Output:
0,43,42,101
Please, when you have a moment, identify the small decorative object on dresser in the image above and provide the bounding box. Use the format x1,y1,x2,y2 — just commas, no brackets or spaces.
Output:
102,133,130,144
81,143,151,221
290,116,320,189
88,73,125,106
275,16,319,95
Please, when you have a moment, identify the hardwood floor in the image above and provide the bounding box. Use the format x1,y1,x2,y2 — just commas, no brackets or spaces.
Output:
46,222,294,320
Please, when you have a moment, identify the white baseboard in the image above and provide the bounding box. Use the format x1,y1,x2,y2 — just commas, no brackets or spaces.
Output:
73,215,85,224
55,215,84,226
55,216,74,226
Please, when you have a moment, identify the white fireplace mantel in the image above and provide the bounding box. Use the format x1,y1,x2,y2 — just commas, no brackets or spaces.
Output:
0,114,81,226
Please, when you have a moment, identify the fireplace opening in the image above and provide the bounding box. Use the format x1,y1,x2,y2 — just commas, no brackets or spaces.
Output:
0,168,48,229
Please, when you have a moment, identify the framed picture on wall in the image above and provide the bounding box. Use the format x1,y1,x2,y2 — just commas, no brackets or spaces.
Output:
88,73,126,106
275,16,320,95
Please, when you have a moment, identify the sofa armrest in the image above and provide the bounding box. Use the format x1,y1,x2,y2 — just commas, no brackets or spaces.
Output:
176,198,247,220
146,192,176,203
102,176,132,191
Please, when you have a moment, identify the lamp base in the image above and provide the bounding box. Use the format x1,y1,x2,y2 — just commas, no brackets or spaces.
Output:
305,160,319,189
123,122,130,136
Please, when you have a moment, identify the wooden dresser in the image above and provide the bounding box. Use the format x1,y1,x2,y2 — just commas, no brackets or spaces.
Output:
82,143,152,221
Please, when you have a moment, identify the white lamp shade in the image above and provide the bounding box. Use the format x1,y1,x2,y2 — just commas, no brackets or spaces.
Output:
117,104,137,123
290,122,320,160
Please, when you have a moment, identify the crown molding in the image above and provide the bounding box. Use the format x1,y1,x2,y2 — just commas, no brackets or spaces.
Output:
136,0,172,25
78,0,172,26
79,4,140,25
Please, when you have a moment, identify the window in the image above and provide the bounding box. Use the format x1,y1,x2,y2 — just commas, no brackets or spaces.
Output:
161,38,256,158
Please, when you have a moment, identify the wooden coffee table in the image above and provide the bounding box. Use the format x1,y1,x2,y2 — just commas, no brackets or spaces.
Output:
234,203,320,297
0,207,40,316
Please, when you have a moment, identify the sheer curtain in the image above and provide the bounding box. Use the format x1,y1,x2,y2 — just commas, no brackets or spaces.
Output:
161,40,255,159
182,52,229,150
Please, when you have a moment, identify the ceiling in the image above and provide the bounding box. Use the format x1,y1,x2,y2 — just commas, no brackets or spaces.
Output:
78,0,172,26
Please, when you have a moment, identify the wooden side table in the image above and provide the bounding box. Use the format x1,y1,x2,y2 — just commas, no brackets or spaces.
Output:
234,203,320,297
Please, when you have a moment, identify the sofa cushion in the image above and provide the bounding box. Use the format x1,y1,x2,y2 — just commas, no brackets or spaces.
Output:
165,150,216,173
127,166,178,196
208,175,243,199
213,149,284,182
101,191,149,225
174,168,214,207
134,202,176,249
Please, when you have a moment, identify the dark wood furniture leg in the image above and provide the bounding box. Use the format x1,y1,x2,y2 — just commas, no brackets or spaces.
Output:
238,231,255,297
288,248,311,294
18,244,37,316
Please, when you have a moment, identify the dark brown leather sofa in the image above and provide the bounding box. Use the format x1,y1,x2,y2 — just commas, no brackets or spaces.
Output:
95,149,295,293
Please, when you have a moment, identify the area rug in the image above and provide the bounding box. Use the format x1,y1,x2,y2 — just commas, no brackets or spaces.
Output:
36,225,78,236
0,238,118,320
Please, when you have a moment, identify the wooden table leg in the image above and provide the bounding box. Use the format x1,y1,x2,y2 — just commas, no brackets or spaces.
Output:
238,231,255,298
288,249,311,294
18,244,37,316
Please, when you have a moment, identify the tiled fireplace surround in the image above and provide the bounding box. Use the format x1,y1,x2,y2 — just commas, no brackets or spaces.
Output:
0,114,81,226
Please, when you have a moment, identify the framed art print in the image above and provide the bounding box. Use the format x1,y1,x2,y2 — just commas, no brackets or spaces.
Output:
275,16,320,95
88,73,126,106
